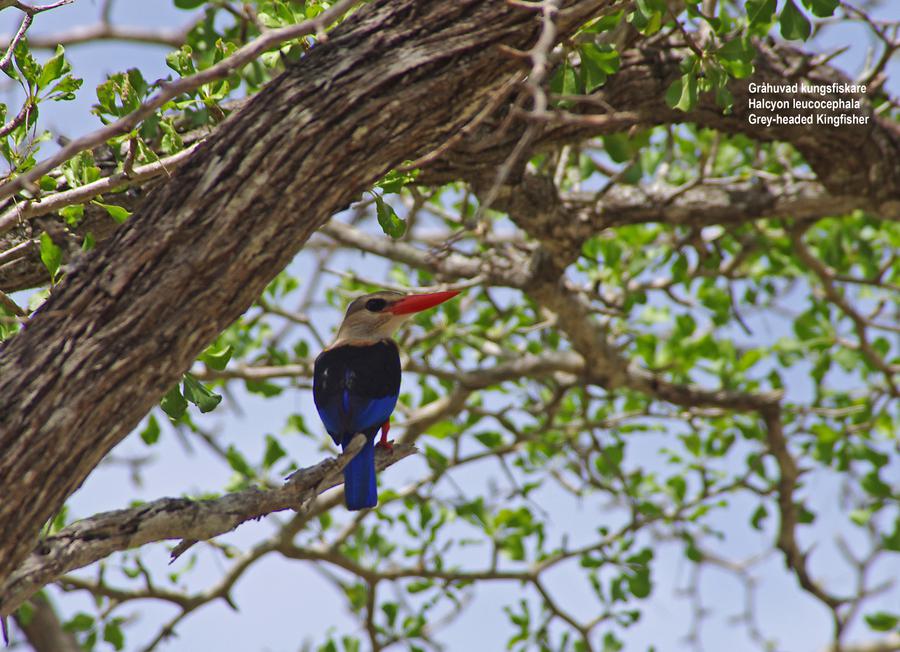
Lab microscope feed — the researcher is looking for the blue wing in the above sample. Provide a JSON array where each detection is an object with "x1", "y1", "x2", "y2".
[{"x1": 315, "y1": 391, "x2": 397, "y2": 441}]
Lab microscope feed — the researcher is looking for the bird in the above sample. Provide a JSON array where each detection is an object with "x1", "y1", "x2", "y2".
[{"x1": 313, "y1": 289, "x2": 460, "y2": 510}]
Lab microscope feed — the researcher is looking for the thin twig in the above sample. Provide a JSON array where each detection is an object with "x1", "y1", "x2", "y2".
[
  {"x1": 0, "y1": 142, "x2": 201, "y2": 235},
  {"x1": 0, "y1": 289, "x2": 25, "y2": 316}
]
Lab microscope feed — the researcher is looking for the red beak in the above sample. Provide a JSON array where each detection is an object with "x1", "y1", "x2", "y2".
[{"x1": 388, "y1": 290, "x2": 460, "y2": 315}]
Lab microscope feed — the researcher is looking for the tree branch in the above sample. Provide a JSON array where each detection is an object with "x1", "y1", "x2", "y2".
[
  {"x1": 11, "y1": 593, "x2": 80, "y2": 652},
  {"x1": 0, "y1": 438, "x2": 416, "y2": 616},
  {"x1": 790, "y1": 223, "x2": 899, "y2": 396},
  {"x1": 0, "y1": 142, "x2": 200, "y2": 234},
  {"x1": 489, "y1": 172, "x2": 878, "y2": 269},
  {"x1": 1, "y1": 19, "x2": 198, "y2": 50}
]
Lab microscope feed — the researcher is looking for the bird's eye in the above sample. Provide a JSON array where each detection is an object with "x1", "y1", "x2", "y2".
[{"x1": 365, "y1": 298, "x2": 387, "y2": 312}]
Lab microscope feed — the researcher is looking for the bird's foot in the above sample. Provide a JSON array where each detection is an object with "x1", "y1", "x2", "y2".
[{"x1": 376, "y1": 420, "x2": 394, "y2": 452}]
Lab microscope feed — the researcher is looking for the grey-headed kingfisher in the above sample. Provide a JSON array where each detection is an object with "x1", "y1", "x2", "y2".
[{"x1": 313, "y1": 290, "x2": 460, "y2": 510}]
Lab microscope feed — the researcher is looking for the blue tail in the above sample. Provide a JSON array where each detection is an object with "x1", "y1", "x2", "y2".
[{"x1": 342, "y1": 435, "x2": 377, "y2": 510}]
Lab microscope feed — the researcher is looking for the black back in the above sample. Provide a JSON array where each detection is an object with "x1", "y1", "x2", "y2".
[{"x1": 313, "y1": 340, "x2": 401, "y2": 442}]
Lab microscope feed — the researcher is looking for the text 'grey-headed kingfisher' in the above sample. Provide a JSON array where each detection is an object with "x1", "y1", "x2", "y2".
[{"x1": 313, "y1": 289, "x2": 460, "y2": 510}]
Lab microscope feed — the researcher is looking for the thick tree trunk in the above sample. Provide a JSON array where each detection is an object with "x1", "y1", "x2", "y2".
[{"x1": 0, "y1": 0, "x2": 608, "y2": 592}]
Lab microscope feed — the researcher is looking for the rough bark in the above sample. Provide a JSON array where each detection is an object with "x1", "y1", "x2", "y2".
[{"x1": 0, "y1": 0, "x2": 609, "y2": 592}]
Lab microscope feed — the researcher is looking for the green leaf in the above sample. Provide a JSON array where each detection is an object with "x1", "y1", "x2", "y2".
[
  {"x1": 666, "y1": 475, "x2": 687, "y2": 501},
  {"x1": 797, "y1": 504, "x2": 816, "y2": 524},
  {"x1": 580, "y1": 44, "x2": 620, "y2": 92},
  {"x1": 750, "y1": 504, "x2": 768, "y2": 530},
  {"x1": 861, "y1": 471, "x2": 891, "y2": 498},
  {"x1": 95, "y1": 77, "x2": 118, "y2": 116},
  {"x1": 682, "y1": 432, "x2": 702, "y2": 456},
  {"x1": 92, "y1": 200, "x2": 132, "y2": 223},
  {"x1": 779, "y1": 0, "x2": 811, "y2": 40},
  {"x1": 581, "y1": 11, "x2": 623, "y2": 34},
  {"x1": 165, "y1": 45, "x2": 196, "y2": 77},
  {"x1": 746, "y1": 0, "x2": 777, "y2": 29},
  {"x1": 226, "y1": 445, "x2": 255, "y2": 477},
  {"x1": 802, "y1": 0, "x2": 838, "y2": 17},
  {"x1": 59, "y1": 203, "x2": 84, "y2": 225},
  {"x1": 588, "y1": 45, "x2": 621, "y2": 75},
  {"x1": 550, "y1": 59, "x2": 582, "y2": 105},
  {"x1": 475, "y1": 431, "x2": 504, "y2": 449},
  {"x1": 173, "y1": 0, "x2": 206, "y2": 9},
  {"x1": 382, "y1": 602, "x2": 399, "y2": 627},
  {"x1": 628, "y1": 0, "x2": 665, "y2": 35},
  {"x1": 850, "y1": 508, "x2": 872, "y2": 526},
  {"x1": 374, "y1": 195, "x2": 406, "y2": 238},
  {"x1": 39, "y1": 175, "x2": 57, "y2": 191},
  {"x1": 246, "y1": 379, "x2": 283, "y2": 397},
  {"x1": 140, "y1": 415, "x2": 161, "y2": 445},
  {"x1": 864, "y1": 611, "x2": 898, "y2": 632},
  {"x1": 15, "y1": 601, "x2": 34, "y2": 626},
  {"x1": 48, "y1": 74, "x2": 82, "y2": 101},
  {"x1": 666, "y1": 77, "x2": 683, "y2": 109},
  {"x1": 14, "y1": 43, "x2": 41, "y2": 86},
  {"x1": 39, "y1": 232, "x2": 62, "y2": 281},
  {"x1": 407, "y1": 580, "x2": 434, "y2": 594},
  {"x1": 182, "y1": 373, "x2": 222, "y2": 413},
  {"x1": 64, "y1": 612, "x2": 94, "y2": 632},
  {"x1": 602, "y1": 632, "x2": 624, "y2": 652},
  {"x1": 39, "y1": 45, "x2": 68, "y2": 90},
  {"x1": 200, "y1": 343, "x2": 233, "y2": 371},
  {"x1": 103, "y1": 620, "x2": 125, "y2": 651},
  {"x1": 160, "y1": 385, "x2": 188, "y2": 420},
  {"x1": 666, "y1": 73, "x2": 698, "y2": 112},
  {"x1": 159, "y1": 118, "x2": 183, "y2": 155},
  {"x1": 717, "y1": 36, "x2": 755, "y2": 78},
  {"x1": 627, "y1": 571, "x2": 652, "y2": 598},
  {"x1": 263, "y1": 434, "x2": 287, "y2": 469},
  {"x1": 424, "y1": 445, "x2": 448, "y2": 473},
  {"x1": 715, "y1": 84, "x2": 735, "y2": 110},
  {"x1": 602, "y1": 133, "x2": 633, "y2": 163},
  {"x1": 672, "y1": 255, "x2": 688, "y2": 283},
  {"x1": 46, "y1": 505, "x2": 69, "y2": 534},
  {"x1": 580, "y1": 53, "x2": 607, "y2": 93},
  {"x1": 377, "y1": 169, "x2": 418, "y2": 195}
]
